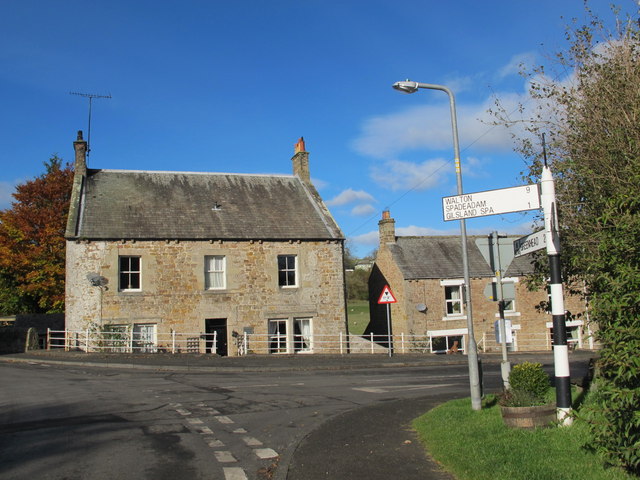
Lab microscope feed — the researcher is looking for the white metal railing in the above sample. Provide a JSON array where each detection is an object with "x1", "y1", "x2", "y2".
[
  {"x1": 47, "y1": 328, "x2": 219, "y2": 354},
  {"x1": 46, "y1": 329, "x2": 558, "y2": 356}
]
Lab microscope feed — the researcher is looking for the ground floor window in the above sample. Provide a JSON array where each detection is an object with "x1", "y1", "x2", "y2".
[
  {"x1": 431, "y1": 335, "x2": 463, "y2": 354},
  {"x1": 268, "y1": 319, "x2": 288, "y2": 353},
  {"x1": 268, "y1": 317, "x2": 314, "y2": 354},
  {"x1": 102, "y1": 324, "x2": 130, "y2": 352},
  {"x1": 427, "y1": 328, "x2": 467, "y2": 354},
  {"x1": 547, "y1": 321, "x2": 583, "y2": 349},
  {"x1": 294, "y1": 318, "x2": 312, "y2": 353},
  {"x1": 133, "y1": 323, "x2": 157, "y2": 353}
]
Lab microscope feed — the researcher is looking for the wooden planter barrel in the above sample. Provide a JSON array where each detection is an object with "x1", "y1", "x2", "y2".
[{"x1": 500, "y1": 404, "x2": 556, "y2": 429}]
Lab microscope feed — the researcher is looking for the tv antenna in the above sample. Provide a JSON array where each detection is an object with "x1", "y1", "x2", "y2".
[{"x1": 70, "y1": 91, "x2": 111, "y2": 156}]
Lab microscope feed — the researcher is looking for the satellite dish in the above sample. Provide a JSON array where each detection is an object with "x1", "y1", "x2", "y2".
[
  {"x1": 416, "y1": 303, "x2": 428, "y2": 312},
  {"x1": 86, "y1": 272, "x2": 108, "y2": 287}
]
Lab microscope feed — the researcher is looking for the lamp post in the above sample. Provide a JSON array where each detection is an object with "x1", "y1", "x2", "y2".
[{"x1": 392, "y1": 80, "x2": 482, "y2": 410}]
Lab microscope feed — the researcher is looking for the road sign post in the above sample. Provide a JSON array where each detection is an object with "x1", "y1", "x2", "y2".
[
  {"x1": 541, "y1": 165, "x2": 572, "y2": 425},
  {"x1": 378, "y1": 285, "x2": 397, "y2": 358}
]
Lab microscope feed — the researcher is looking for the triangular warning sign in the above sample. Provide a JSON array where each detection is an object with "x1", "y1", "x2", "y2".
[{"x1": 378, "y1": 285, "x2": 397, "y2": 304}]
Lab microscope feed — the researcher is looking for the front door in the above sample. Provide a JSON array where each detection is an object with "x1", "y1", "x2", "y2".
[{"x1": 205, "y1": 318, "x2": 228, "y2": 356}]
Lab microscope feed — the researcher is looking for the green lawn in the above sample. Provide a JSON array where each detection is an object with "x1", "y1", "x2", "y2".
[
  {"x1": 347, "y1": 300, "x2": 370, "y2": 335},
  {"x1": 413, "y1": 394, "x2": 633, "y2": 480}
]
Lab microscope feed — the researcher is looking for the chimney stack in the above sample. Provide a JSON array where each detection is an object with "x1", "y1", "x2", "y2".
[
  {"x1": 73, "y1": 130, "x2": 88, "y2": 177},
  {"x1": 378, "y1": 210, "x2": 396, "y2": 246},
  {"x1": 291, "y1": 137, "x2": 311, "y2": 184}
]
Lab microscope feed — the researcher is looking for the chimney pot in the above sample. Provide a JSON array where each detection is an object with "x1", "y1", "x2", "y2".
[
  {"x1": 291, "y1": 138, "x2": 310, "y2": 184},
  {"x1": 378, "y1": 210, "x2": 396, "y2": 246}
]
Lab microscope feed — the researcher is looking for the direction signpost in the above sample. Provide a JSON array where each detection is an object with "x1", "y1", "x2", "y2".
[
  {"x1": 514, "y1": 230, "x2": 547, "y2": 257},
  {"x1": 440, "y1": 170, "x2": 572, "y2": 424},
  {"x1": 442, "y1": 184, "x2": 540, "y2": 222},
  {"x1": 378, "y1": 285, "x2": 397, "y2": 358}
]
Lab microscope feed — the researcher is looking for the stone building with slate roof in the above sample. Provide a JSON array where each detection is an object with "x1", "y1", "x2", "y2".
[
  {"x1": 65, "y1": 133, "x2": 347, "y2": 355},
  {"x1": 367, "y1": 211, "x2": 593, "y2": 353}
]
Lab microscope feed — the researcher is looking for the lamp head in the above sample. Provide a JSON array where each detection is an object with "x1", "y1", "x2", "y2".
[{"x1": 392, "y1": 80, "x2": 419, "y2": 94}]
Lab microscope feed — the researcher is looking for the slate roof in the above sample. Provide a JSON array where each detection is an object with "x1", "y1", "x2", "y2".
[
  {"x1": 387, "y1": 235, "x2": 535, "y2": 280},
  {"x1": 68, "y1": 169, "x2": 343, "y2": 240}
]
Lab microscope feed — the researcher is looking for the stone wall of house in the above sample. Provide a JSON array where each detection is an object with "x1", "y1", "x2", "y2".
[
  {"x1": 369, "y1": 247, "x2": 594, "y2": 352},
  {"x1": 66, "y1": 239, "x2": 346, "y2": 355}
]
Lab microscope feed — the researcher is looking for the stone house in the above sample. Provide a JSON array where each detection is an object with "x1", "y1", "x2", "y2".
[
  {"x1": 65, "y1": 133, "x2": 347, "y2": 355},
  {"x1": 367, "y1": 211, "x2": 594, "y2": 353}
]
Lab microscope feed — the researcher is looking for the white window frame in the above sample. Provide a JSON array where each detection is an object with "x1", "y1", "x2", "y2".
[
  {"x1": 427, "y1": 327, "x2": 468, "y2": 354},
  {"x1": 277, "y1": 254, "x2": 298, "y2": 288},
  {"x1": 268, "y1": 319, "x2": 288, "y2": 354},
  {"x1": 294, "y1": 317, "x2": 313, "y2": 353},
  {"x1": 268, "y1": 317, "x2": 314, "y2": 354},
  {"x1": 204, "y1": 255, "x2": 226, "y2": 290},
  {"x1": 133, "y1": 323, "x2": 157, "y2": 353},
  {"x1": 119, "y1": 256, "x2": 141, "y2": 292},
  {"x1": 440, "y1": 279, "x2": 465, "y2": 320}
]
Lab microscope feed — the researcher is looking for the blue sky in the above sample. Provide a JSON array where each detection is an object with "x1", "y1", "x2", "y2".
[{"x1": 1, "y1": 1, "x2": 635, "y2": 256}]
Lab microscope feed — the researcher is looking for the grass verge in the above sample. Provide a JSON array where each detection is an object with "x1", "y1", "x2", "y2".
[
  {"x1": 347, "y1": 300, "x2": 369, "y2": 335},
  {"x1": 413, "y1": 395, "x2": 633, "y2": 480}
]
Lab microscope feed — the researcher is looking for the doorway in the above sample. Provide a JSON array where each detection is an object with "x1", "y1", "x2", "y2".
[{"x1": 205, "y1": 318, "x2": 228, "y2": 356}]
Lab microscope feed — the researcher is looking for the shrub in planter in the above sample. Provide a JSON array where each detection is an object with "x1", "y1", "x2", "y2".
[
  {"x1": 500, "y1": 362, "x2": 554, "y2": 429},
  {"x1": 504, "y1": 361, "x2": 550, "y2": 406}
]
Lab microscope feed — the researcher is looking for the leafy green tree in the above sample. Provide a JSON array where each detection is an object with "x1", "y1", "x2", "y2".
[
  {"x1": 492, "y1": 5, "x2": 640, "y2": 473},
  {"x1": 0, "y1": 156, "x2": 73, "y2": 314},
  {"x1": 346, "y1": 269, "x2": 369, "y2": 301}
]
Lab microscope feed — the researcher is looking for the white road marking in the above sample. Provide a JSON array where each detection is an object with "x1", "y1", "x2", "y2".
[
  {"x1": 254, "y1": 448, "x2": 278, "y2": 459},
  {"x1": 242, "y1": 436, "x2": 262, "y2": 446},
  {"x1": 199, "y1": 426, "x2": 214, "y2": 434},
  {"x1": 207, "y1": 439, "x2": 225, "y2": 447},
  {"x1": 353, "y1": 384, "x2": 456, "y2": 393},
  {"x1": 214, "y1": 451, "x2": 237, "y2": 463},
  {"x1": 187, "y1": 418, "x2": 203, "y2": 425},
  {"x1": 233, "y1": 428, "x2": 247, "y2": 434},
  {"x1": 223, "y1": 467, "x2": 248, "y2": 480},
  {"x1": 215, "y1": 415, "x2": 234, "y2": 424},
  {"x1": 175, "y1": 408, "x2": 191, "y2": 416}
]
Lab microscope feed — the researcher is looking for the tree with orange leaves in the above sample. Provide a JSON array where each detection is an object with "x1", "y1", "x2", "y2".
[{"x1": 0, "y1": 156, "x2": 73, "y2": 314}]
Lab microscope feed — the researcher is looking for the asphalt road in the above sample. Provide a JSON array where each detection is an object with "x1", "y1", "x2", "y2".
[
  {"x1": 0, "y1": 360, "x2": 490, "y2": 479},
  {"x1": 0, "y1": 353, "x2": 594, "y2": 480}
]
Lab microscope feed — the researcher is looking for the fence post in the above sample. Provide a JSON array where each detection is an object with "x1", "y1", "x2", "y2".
[
  {"x1": 65, "y1": 329, "x2": 69, "y2": 351},
  {"x1": 213, "y1": 331, "x2": 217, "y2": 355},
  {"x1": 339, "y1": 332, "x2": 343, "y2": 355},
  {"x1": 172, "y1": 330, "x2": 176, "y2": 354},
  {"x1": 370, "y1": 333, "x2": 374, "y2": 354},
  {"x1": 243, "y1": 331, "x2": 247, "y2": 356},
  {"x1": 401, "y1": 333, "x2": 405, "y2": 354},
  {"x1": 85, "y1": 329, "x2": 89, "y2": 353}
]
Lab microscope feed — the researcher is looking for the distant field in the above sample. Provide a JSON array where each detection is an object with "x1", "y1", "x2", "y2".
[{"x1": 347, "y1": 300, "x2": 370, "y2": 335}]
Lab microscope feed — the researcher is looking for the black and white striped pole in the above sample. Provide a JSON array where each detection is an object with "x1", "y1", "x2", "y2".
[{"x1": 540, "y1": 146, "x2": 572, "y2": 425}]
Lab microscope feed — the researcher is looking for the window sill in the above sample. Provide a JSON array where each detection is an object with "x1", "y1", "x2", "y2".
[
  {"x1": 442, "y1": 315, "x2": 467, "y2": 321},
  {"x1": 494, "y1": 312, "x2": 521, "y2": 317}
]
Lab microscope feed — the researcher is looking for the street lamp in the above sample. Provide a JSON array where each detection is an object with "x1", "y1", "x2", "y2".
[{"x1": 392, "y1": 79, "x2": 482, "y2": 411}]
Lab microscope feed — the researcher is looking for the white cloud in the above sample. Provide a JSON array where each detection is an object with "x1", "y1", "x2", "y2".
[
  {"x1": 351, "y1": 203, "x2": 376, "y2": 216},
  {"x1": 311, "y1": 177, "x2": 328, "y2": 190},
  {"x1": 352, "y1": 99, "x2": 514, "y2": 160},
  {"x1": 326, "y1": 188, "x2": 375, "y2": 207},
  {"x1": 397, "y1": 225, "x2": 458, "y2": 236},
  {"x1": 350, "y1": 230, "x2": 379, "y2": 246},
  {"x1": 498, "y1": 52, "x2": 536, "y2": 79},
  {"x1": 370, "y1": 158, "x2": 449, "y2": 191}
]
